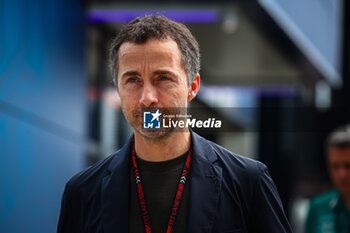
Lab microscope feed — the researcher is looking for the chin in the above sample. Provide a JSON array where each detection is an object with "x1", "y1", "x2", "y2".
[{"x1": 136, "y1": 128, "x2": 173, "y2": 141}]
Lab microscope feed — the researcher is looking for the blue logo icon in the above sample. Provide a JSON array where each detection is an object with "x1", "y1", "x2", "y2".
[{"x1": 143, "y1": 110, "x2": 161, "y2": 129}]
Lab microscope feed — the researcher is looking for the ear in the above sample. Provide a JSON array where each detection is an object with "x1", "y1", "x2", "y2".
[{"x1": 187, "y1": 74, "x2": 200, "y2": 103}]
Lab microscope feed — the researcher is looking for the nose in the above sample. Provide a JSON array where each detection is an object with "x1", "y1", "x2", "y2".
[
  {"x1": 139, "y1": 84, "x2": 158, "y2": 107},
  {"x1": 338, "y1": 167, "x2": 348, "y2": 178}
]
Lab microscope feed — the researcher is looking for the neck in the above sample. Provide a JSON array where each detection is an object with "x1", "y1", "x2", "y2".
[{"x1": 134, "y1": 130, "x2": 191, "y2": 162}]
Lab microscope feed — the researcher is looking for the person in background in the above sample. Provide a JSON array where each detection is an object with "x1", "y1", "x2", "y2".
[{"x1": 306, "y1": 124, "x2": 350, "y2": 233}]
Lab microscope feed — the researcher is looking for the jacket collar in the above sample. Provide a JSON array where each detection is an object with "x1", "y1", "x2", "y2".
[
  {"x1": 101, "y1": 131, "x2": 223, "y2": 233},
  {"x1": 187, "y1": 130, "x2": 223, "y2": 233},
  {"x1": 101, "y1": 136, "x2": 133, "y2": 233},
  {"x1": 329, "y1": 189, "x2": 347, "y2": 212}
]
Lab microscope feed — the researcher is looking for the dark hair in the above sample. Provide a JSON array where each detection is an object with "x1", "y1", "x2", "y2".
[
  {"x1": 327, "y1": 124, "x2": 350, "y2": 148},
  {"x1": 109, "y1": 15, "x2": 200, "y2": 86}
]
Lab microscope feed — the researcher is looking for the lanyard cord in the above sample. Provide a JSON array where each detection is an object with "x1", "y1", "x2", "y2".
[{"x1": 131, "y1": 143, "x2": 192, "y2": 233}]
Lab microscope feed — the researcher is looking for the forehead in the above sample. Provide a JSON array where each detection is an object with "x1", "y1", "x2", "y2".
[
  {"x1": 118, "y1": 38, "x2": 182, "y2": 67},
  {"x1": 328, "y1": 146, "x2": 350, "y2": 161}
]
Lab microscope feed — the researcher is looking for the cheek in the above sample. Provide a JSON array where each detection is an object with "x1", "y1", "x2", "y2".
[
  {"x1": 120, "y1": 90, "x2": 138, "y2": 104},
  {"x1": 120, "y1": 96, "x2": 136, "y2": 115},
  {"x1": 164, "y1": 91, "x2": 188, "y2": 106},
  {"x1": 174, "y1": 88, "x2": 189, "y2": 99},
  {"x1": 330, "y1": 167, "x2": 340, "y2": 179}
]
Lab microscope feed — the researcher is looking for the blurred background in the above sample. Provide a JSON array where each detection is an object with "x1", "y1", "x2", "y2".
[{"x1": 0, "y1": 0, "x2": 349, "y2": 232}]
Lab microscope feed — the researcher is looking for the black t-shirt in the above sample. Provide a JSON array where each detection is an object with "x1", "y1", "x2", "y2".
[{"x1": 129, "y1": 151, "x2": 190, "y2": 233}]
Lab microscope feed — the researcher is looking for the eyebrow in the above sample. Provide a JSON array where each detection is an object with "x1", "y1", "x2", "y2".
[
  {"x1": 153, "y1": 70, "x2": 178, "y2": 78},
  {"x1": 121, "y1": 71, "x2": 141, "y2": 80},
  {"x1": 121, "y1": 70, "x2": 178, "y2": 79}
]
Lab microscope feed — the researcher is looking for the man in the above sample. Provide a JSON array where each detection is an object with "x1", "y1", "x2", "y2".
[
  {"x1": 305, "y1": 125, "x2": 350, "y2": 233},
  {"x1": 57, "y1": 15, "x2": 292, "y2": 233}
]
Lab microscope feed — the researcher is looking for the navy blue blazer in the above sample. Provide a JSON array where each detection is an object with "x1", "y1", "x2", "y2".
[{"x1": 57, "y1": 131, "x2": 293, "y2": 233}]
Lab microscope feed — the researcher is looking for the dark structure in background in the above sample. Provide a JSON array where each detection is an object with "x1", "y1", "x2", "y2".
[{"x1": 257, "y1": 0, "x2": 350, "y2": 213}]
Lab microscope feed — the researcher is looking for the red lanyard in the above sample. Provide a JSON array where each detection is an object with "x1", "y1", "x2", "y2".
[{"x1": 131, "y1": 143, "x2": 192, "y2": 233}]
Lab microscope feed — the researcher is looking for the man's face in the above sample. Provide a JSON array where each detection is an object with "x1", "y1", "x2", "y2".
[
  {"x1": 328, "y1": 146, "x2": 350, "y2": 196},
  {"x1": 117, "y1": 38, "x2": 196, "y2": 140}
]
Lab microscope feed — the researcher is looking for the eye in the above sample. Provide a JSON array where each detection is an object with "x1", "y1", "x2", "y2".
[
  {"x1": 159, "y1": 76, "x2": 169, "y2": 81},
  {"x1": 127, "y1": 77, "x2": 139, "y2": 83}
]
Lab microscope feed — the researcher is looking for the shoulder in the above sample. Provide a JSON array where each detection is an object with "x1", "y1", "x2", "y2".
[
  {"x1": 206, "y1": 138, "x2": 266, "y2": 176},
  {"x1": 309, "y1": 189, "x2": 340, "y2": 210},
  {"x1": 65, "y1": 136, "x2": 132, "y2": 190},
  {"x1": 63, "y1": 148, "x2": 124, "y2": 199},
  {"x1": 306, "y1": 189, "x2": 340, "y2": 232},
  {"x1": 191, "y1": 132, "x2": 268, "y2": 196},
  {"x1": 199, "y1": 135, "x2": 285, "y2": 222},
  {"x1": 66, "y1": 153, "x2": 115, "y2": 188},
  {"x1": 192, "y1": 131, "x2": 263, "y2": 171}
]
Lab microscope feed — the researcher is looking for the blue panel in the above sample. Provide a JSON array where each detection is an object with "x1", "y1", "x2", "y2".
[
  {"x1": 0, "y1": 114, "x2": 84, "y2": 232},
  {"x1": 0, "y1": 0, "x2": 86, "y2": 232},
  {"x1": 0, "y1": 0, "x2": 86, "y2": 135}
]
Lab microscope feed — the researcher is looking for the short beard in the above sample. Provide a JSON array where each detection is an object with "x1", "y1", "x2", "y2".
[
  {"x1": 124, "y1": 106, "x2": 187, "y2": 142},
  {"x1": 135, "y1": 127, "x2": 173, "y2": 143}
]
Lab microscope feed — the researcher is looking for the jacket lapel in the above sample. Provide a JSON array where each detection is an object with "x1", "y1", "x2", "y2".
[
  {"x1": 187, "y1": 132, "x2": 223, "y2": 233},
  {"x1": 101, "y1": 136, "x2": 133, "y2": 233}
]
